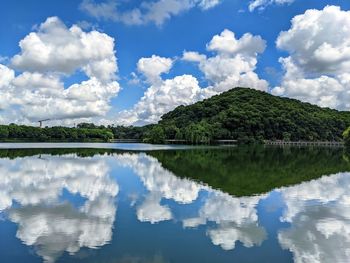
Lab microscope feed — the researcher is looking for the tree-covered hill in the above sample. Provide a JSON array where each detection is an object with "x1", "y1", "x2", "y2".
[{"x1": 155, "y1": 88, "x2": 350, "y2": 143}]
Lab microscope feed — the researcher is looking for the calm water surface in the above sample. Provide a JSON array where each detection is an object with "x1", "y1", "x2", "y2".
[{"x1": 0, "y1": 144, "x2": 349, "y2": 263}]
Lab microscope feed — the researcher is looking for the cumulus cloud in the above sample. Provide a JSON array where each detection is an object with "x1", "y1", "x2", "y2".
[
  {"x1": 0, "y1": 65, "x2": 15, "y2": 110},
  {"x1": 137, "y1": 55, "x2": 173, "y2": 84},
  {"x1": 12, "y1": 17, "x2": 117, "y2": 79},
  {"x1": 80, "y1": 0, "x2": 223, "y2": 26},
  {"x1": 119, "y1": 29, "x2": 268, "y2": 125},
  {"x1": 182, "y1": 51, "x2": 206, "y2": 63},
  {"x1": 206, "y1": 29, "x2": 266, "y2": 56},
  {"x1": 118, "y1": 74, "x2": 201, "y2": 125},
  {"x1": 248, "y1": 0, "x2": 295, "y2": 12},
  {"x1": 0, "y1": 64, "x2": 15, "y2": 88},
  {"x1": 272, "y1": 6, "x2": 350, "y2": 110},
  {"x1": 276, "y1": 6, "x2": 350, "y2": 75},
  {"x1": 0, "y1": 17, "x2": 120, "y2": 124},
  {"x1": 188, "y1": 29, "x2": 268, "y2": 95}
]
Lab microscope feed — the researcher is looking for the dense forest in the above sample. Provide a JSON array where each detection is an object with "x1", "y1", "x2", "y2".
[
  {"x1": 0, "y1": 122, "x2": 157, "y2": 142},
  {"x1": 148, "y1": 88, "x2": 350, "y2": 144},
  {"x1": 0, "y1": 123, "x2": 114, "y2": 142},
  {"x1": 0, "y1": 88, "x2": 350, "y2": 144}
]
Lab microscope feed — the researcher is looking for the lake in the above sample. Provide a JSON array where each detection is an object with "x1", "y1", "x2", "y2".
[{"x1": 0, "y1": 143, "x2": 349, "y2": 263}]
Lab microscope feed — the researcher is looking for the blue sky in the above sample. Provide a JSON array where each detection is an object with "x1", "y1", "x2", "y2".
[{"x1": 0, "y1": 0, "x2": 350, "y2": 125}]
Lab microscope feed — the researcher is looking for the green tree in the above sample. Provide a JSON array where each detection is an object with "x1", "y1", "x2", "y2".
[
  {"x1": 184, "y1": 121, "x2": 213, "y2": 144},
  {"x1": 146, "y1": 126, "x2": 166, "y2": 144},
  {"x1": 0, "y1": 126, "x2": 9, "y2": 139},
  {"x1": 283, "y1": 132, "x2": 291, "y2": 141}
]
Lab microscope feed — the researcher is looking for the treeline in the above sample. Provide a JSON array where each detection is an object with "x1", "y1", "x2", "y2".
[
  {"x1": 0, "y1": 123, "x2": 114, "y2": 142},
  {"x1": 110, "y1": 125, "x2": 154, "y2": 140},
  {"x1": 146, "y1": 88, "x2": 350, "y2": 144}
]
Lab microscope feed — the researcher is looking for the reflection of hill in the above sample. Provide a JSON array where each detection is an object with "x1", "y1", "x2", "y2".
[
  {"x1": 149, "y1": 146, "x2": 350, "y2": 196},
  {"x1": 1, "y1": 146, "x2": 349, "y2": 198},
  {"x1": 113, "y1": 153, "x2": 267, "y2": 251}
]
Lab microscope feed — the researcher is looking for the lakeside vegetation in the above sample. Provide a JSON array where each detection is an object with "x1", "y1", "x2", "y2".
[
  {"x1": 0, "y1": 88, "x2": 350, "y2": 144},
  {"x1": 0, "y1": 123, "x2": 114, "y2": 142}
]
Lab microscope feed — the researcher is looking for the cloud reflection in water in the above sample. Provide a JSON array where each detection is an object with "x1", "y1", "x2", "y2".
[
  {"x1": 0, "y1": 154, "x2": 118, "y2": 262},
  {"x1": 0, "y1": 151, "x2": 350, "y2": 263}
]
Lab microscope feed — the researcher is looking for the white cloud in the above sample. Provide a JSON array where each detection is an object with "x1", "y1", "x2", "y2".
[
  {"x1": 182, "y1": 51, "x2": 206, "y2": 63},
  {"x1": 198, "y1": 0, "x2": 221, "y2": 10},
  {"x1": 119, "y1": 29, "x2": 268, "y2": 125},
  {"x1": 271, "y1": 6, "x2": 350, "y2": 110},
  {"x1": 137, "y1": 55, "x2": 173, "y2": 84},
  {"x1": 12, "y1": 17, "x2": 117, "y2": 80},
  {"x1": 206, "y1": 29, "x2": 266, "y2": 56},
  {"x1": 0, "y1": 65, "x2": 15, "y2": 110},
  {"x1": 249, "y1": 0, "x2": 295, "y2": 12},
  {"x1": 0, "y1": 64, "x2": 15, "y2": 88},
  {"x1": 276, "y1": 6, "x2": 350, "y2": 75},
  {"x1": 184, "y1": 29, "x2": 268, "y2": 95},
  {"x1": 80, "y1": 0, "x2": 223, "y2": 26},
  {"x1": 79, "y1": 0, "x2": 119, "y2": 21},
  {"x1": 118, "y1": 74, "x2": 201, "y2": 125},
  {"x1": 0, "y1": 17, "x2": 120, "y2": 124}
]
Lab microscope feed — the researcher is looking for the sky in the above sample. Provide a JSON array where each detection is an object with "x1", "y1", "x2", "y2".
[{"x1": 0, "y1": 0, "x2": 350, "y2": 126}]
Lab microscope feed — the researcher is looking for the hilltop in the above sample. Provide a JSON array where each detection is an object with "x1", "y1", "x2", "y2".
[{"x1": 148, "y1": 88, "x2": 350, "y2": 143}]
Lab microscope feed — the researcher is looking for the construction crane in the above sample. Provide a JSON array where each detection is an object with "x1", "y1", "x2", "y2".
[{"x1": 38, "y1": 119, "x2": 50, "y2": 128}]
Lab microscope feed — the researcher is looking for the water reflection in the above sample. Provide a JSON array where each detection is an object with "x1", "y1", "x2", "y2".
[
  {"x1": 0, "y1": 147, "x2": 349, "y2": 263},
  {"x1": 114, "y1": 153, "x2": 267, "y2": 250},
  {"x1": 277, "y1": 172, "x2": 350, "y2": 263},
  {"x1": 183, "y1": 192, "x2": 266, "y2": 250},
  {"x1": 0, "y1": 154, "x2": 118, "y2": 262}
]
